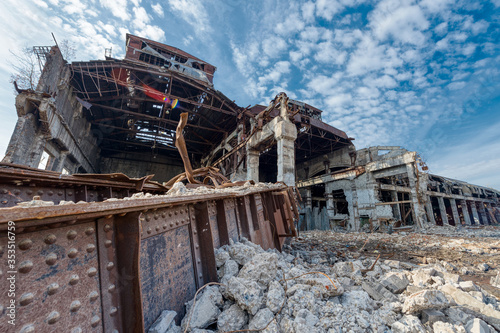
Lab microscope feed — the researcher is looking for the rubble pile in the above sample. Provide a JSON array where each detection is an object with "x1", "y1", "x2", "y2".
[{"x1": 151, "y1": 228, "x2": 500, "y2": 333}]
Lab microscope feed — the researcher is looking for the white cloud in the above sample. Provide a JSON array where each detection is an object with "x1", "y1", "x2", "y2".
[
  {"x1": 262, "y1": 36, "x2": 287, "y2": 58},
  {"x1": 274, "y1": 11, "x2": 305, "y2": 36},
  {"x1": 168, "y1": 0, "x2": 211, "y2": 35},
  {"x1": 151, "y1": 3, "x2": 164, "y2": 18},
  {"x1": 301, "y1": 1, "x2": 315, "y2": 22},
  {"x1": 100, "y1": 0, "x2": 130, "y2": 21},
  {"x1": 314, "y1": 41, "x2": 347, "y2": 65},
  {"x1": 371, "y1": 4, "x2": 430, "y2": 46},
  {"x1": 316, "y1": 0, "x2": 344, "y2": 21}
]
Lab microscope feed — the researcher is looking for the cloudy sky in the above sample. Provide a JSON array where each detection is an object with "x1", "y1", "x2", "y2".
[{"x1": 0, "y1": 0, "x2": 499, "y2": 188}]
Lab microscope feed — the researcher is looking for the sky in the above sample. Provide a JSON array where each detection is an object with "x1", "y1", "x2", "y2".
[{"x1": 0, "y1": 0, "x2": 499, "y2": 189}]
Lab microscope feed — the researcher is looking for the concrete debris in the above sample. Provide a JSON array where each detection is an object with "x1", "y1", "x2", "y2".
[
  {"x1": 174, "y1": 228, "x2": 500, "y2": 333},
  {"x1": 181, "y1": 285, "x2": 223, "y2": 332},
  {"x1": 491, "y1": 272, "x2": 500, "y2": 289},
  {"x1": 149, "y1": 310, "x2": 177, "y2": 333}
]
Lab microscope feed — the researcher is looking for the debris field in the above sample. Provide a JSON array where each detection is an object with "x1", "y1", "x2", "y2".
[{"x1": 150, "y1": 226, "x2": 500, "y2": 333}]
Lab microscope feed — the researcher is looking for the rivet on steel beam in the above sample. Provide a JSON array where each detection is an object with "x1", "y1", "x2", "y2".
[
  {"x1": 19, "y1": 293, "x2": 34, "y2": 306},
  {"x1": 110, "y1": 307, "x2": 118, "y2": 317},
  {"x1": 45, "y1": 253, "x2": 57, "y2": 266},
  {"x1": 104, "y1": 224, "x2": 112, "y2": 232},
  {"x1": 193, "y1": 230, "x2": 197, "y2": 234},
  {"x1": 163, "y1": 224, "x2": 167, "y2": 229},
  {"x1": 175, "y1": 211, "x2": 178, "y2": 215},
  {"x1": 107, "y1": 262, "x2": 115, "y2": 270},
  {"x1": 85, "y1": 227, "x2": 95, "y2": 236},
  {"x1": 48, "y1": 191, "x2": 54, "y2": 196},
  {"x1": 68, "y1": 192, "x2": 73, "y2": 196},
  {"x1": 19, "y1": 324, "x2": 35, "y2": 333},
  {"x1": 145, "y1": 215, "x2": 151, "y2": 222},
  {"x1": 91, "y1": 315, "x2": 101, "y2": 328},
  {"x1": 170, "y1": 222, "x2": 174, "y2": 227},
  {"x1": 70, "y1": 300, "x2": 82, "y2": 312},
  {"x1": 176, "y1": 221, "x2": 179, "y2": 226},
  {"x1": 104, "y1": 240, "x2": 112, "y2": 248},
  {"x1": 154, "y1": 214, "x2": 159, "y2": 220},
  {"x1": 169, "y1": 212, "x2": 172, "y2": 217},
  {"x1": 105, "y1": 215, "x2": 113, "y2": 219},
  {"x1": 68, "y1": 248, "x2": 78, "y2": 258},
  {"x1": 86, "y1": 244, "x2": 96, "y2": 253},
  {"x1": 47, "y1": 283, "x2": 59, "y2": 295},
  {"x1": 37, "y1": 190, "x2": 44, "y2": 195},
  {"x1": 199, "y1": 273, "x2": 203, "y2": 278},
  {"x1": 19, "y1": 239, "x2": 33, "y2": 251},
  {"x1": 13, "y1": 189, "x2": 20, "y2": 195},
  {"x1": 87, "y1": 267, "x2": 98, "y2": 277},
  {"x1": 71, "y1": 327, "x2": 82, "y2": 333},
  {"x1": 162, "y1": 212, "x2": 166, "y2": 218},
  {"x1": 147, "y1": 227, "x2": 152, "y2": 234},
  {"x1": 119, "y1": 212, "x2": 127, "y2": 217},
  {"x1": 108, "y1": 284, "x2": 116, "y2": 293},
  {"x1": 89, "y1": 291, "x2": 99, "y2": 302},
  {"x1": 47, "y1": 311, "x2": 60, "y2": 324},
  {"x1": 19, "y1": 260, "x2": 33, "y2": 274},
  {"x1": 45, "y1": 234, "x2": 57, "y2": 244},
  {"x1": 26, "y1": 189, "x2": 33, "y2": 195},
  {"x1": 67, "y1": 220, "x2": 77, "y2": 225},
  {"x1": 58, "y1": 191, "x2": 63, "y2": 196},
  {"x1": 156, "y1": 226, "x2": 160, "y2": 232},
  {"x1": 69, "y1": 274, "x2": 80, "y2": 285},
  {"x1": 197, "y1": 259, "x2": 201, "y2": 264},
  {"x1": 195, "y1": 244, "x2": 199, "y2": 249}
]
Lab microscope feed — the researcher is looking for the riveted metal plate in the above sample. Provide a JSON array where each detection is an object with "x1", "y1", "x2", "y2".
[
  {"x1": 208, "y1": 201, "x2": 220, "y2": 248},
  {"x1": 0, "y1": 222, "x2": 102, "y2": 333},
  {"x1": 140, "y1": 224, "x2": 196, "y2": 330},
  {"x1": 0, "y1": 185, "x2": 77, "y2": 207},
  {"x1": 223, "y1": 198, "x2": 239, "y2": 242},
  {"x1": 189, "y1": 205, "x2": 204, "y2": 288},
  {"x1": 96, "y1": 216, "x2": 122, "y2": 333},
  {"x1": 139, "y1": 205, "x2": 191, "y2": 239}
]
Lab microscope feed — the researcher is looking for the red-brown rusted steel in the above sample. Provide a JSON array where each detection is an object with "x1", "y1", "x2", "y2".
[{"x1": 0, "y1": 177, "x2": 293, "y2": 332}]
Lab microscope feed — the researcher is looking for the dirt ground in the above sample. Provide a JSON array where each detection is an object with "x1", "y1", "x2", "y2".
[{"x1": 288, "y1": 225, "x2": 500, "y2": 299}]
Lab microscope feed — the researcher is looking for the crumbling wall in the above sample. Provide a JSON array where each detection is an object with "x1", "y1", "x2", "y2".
[
  {"x1": 2, "y1": 46, "x2": 100, "y2": 173},
  {"x1": 296, "y1": 145, "x2": 355, "y2": 180}
]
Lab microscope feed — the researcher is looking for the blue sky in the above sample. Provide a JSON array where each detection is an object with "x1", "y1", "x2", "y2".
[{"x1": 0, "y1": 0, "x2": 499, "y2": 189}]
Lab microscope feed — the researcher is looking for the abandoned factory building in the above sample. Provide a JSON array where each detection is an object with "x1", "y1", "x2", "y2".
[{"x1": 3, "y1": 34, "x2": 500, "y2": 230}]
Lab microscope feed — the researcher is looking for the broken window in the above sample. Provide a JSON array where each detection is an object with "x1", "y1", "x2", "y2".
[{"x1": 38, "y1": 150, "x2": 53, "y2": 170}]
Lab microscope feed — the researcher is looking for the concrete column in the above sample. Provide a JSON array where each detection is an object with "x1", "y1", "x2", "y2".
[
  {"x1": 405, "y1": 163, "x2": 426, "y2": 228},
  {"x1": 449, "y1": 198, "x2": 460, "y2": 226},
  {"x1": 460, "y1": 200, "x2": 471, "y2": 225},
  {"x1": 326, "y1": 193, "x2": 335, "y2": 219},
  {"x1": 477, "y1": 202, "x2": 488, "y2": 225},
  {"x1": 437, "y1": 196, "x2": 449, "y2": 225},
  {"x1": 486, "y1": 203, "x2": 498, "y2": 224},
  {"x1": 246, "y1": 148, "x2": 259, "y2": 182},
  {"x1": 275, "y1": 119, "x2": 297, "y2": 186},
  {"x1": 470, "y1": 201, "x2": 480, "y2": 225},
  {"x1": 425, "y1": 196, "x2": 436, "y2": 225},
  {"x1": 304, "y1": 187, "x2": 312, "y2": 230},
  {"x1": 391, "y1": 191, "x2": 402, "y2": 221}
]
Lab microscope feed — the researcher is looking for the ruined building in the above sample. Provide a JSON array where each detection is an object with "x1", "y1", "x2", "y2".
[
  {"x1": 1, "y1": 34, "x2": 500, "y2": 333},
  {"x1": 2, "y1": 34, "x2": 500, "y2": 228}
]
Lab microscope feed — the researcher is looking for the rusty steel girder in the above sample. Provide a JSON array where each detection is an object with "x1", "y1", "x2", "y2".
[{"x1": 0, "y1": 182, "x2": 298, "y2": 332}]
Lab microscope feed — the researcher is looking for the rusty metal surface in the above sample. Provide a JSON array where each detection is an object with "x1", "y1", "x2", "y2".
[
  {"x1": 0, "y1": 222, "x2": 102, "y2": 333},
  {"x1": 0, "y1": 183, "x2": 295, "y2": 332}
]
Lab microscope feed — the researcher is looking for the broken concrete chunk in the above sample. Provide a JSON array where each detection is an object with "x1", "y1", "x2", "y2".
[
  {"x1": 478, "y1": 263, "x2": 490, "y2": 272},
  {"x1": 226, "y1": 276, "x2": 264, "y2": 315},
  {"x1": 295, "y1": 308, "x2": 319, "y2": 327},
  {"x1": 222, "y1": 259, "x2": 239, "y2": 279},
  {"x1": 411, "y1": 268, "x2": 436, "y2": 287},
  {"x1": 391, "y1": 315, "x2": 426, "y2": 333},
  {"x1": 441, "y1": 284, "x2": 500, "y2": 320},
  {"x1": 248, "y1": 308, "x2": 278, "y2": 333},
  {"x1": 181, "y1": 286, "x2": 222, "y2": 332},
  {"x1": 149, "y1": 310, "x2": 177, "y2": 333},
  {"x1": 381, "y1": 274, "x2": 409, "y2": 294},
  {"x1": 490, "y1": 271, "x2": 500, "y2": 288},
  {"x1": 216, "y1": 304, "x2": 248, "y2": 333},
  {"x1": 228, "y1": 242, "x2": 257, "y2": 265},
  {"x1": 266, "y1": 280, "x2": 285, "y2": 313},
  {"x1": 294, "y1": 272, "x2": 344, "y2": 297},
  {"x1": 465, "y1": 318, "x2": 495, "y2": 333},
  {"x1": 340, "y1": 290, "x2": 375, "y2": 311},
  {"x1": 444, "y1": 307, "x2": 474, "y2": 325},
  {"x1": 432, "y1": 321, "x2": 466, "y2": 333},
  {"x1": 459, "y1": 280, "x2": 479, "y2": 292},
  {"x1": 238, "y1": 252, "x2": 278, "y2": 285},
  {"x1": 420, "y1": 309, "x2": 445, "y2": 325},
  {"x1": 215, "y1": 249, "x2": 230, "y2": 268},
  {"x1": 402, "y1": 290, "x2": 449, "y2": 314},
  {"x1": 362, "y1": 281, "x2": 398, "y2": 302}
]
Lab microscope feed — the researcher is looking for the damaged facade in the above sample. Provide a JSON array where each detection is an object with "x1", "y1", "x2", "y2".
[
  {"x1": 297, "y1": 146, "x2": 500, "y2": 231},
  {"x1": 1, "y1": 35, "x2": 500, "y2": 332}
]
